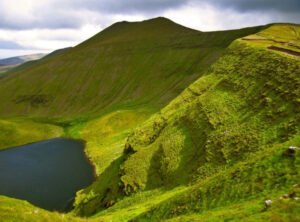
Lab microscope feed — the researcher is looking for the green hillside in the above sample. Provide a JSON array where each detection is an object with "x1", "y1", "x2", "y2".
[
  {"x1": 73, "y1": 23, "x2": 300, "y2": 220},
  {"x1": 0, "y1": 118, "x2": 63, "y2": 150},
  {"x1": 0, "y1": 19, "x2": 299, "y2": 222},
  {"x1": 0, "y1": 17, "x2": 264, "y2": 120}
]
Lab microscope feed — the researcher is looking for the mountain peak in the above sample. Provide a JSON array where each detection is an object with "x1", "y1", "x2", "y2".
[
  {"x1": 116, "y1": 17, "x2": 174, "y2": 25},
  {"x1": 85, "y1": 17, "x2": 198, "y2": 44},
  {"x1": 106, "y1": 16, "x2": 181, "y2": 32},
  {"x1": 141, "y1": 16, "x2": 173, "y2": 23}
]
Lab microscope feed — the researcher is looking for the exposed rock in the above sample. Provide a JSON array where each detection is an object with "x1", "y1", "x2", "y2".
[
  {"x1": 283, "y1": 146, "x2": 299, "y2": 156},
  {"x1": 282, "y1": 194, "x2": 290, "y2": 199},
  {"x1": 123, "y1": 143, "x2": 136, "y2": 155},
  {"x1": 264, "y1": 199, "x2": 272, "y2": 208}
]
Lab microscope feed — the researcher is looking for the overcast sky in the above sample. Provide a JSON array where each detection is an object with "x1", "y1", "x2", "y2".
[{"x1": 0, "y1": 0, "x2": 299, "y2": 58}]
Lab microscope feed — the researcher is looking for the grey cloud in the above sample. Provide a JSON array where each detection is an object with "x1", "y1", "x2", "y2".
[
  {"x1": 0, "y1": 3, "x2": 84, "y2": 30},
  {"x1": 0, "y1": 0, "x2": 186, "y2": 30},
  {"x1": 0, "y1": 17, "x2": 82, "y2": 30},
  {"x1": 208, "y1": 0, "x2": 300, "y2": 13},
  {"x1": 0, "y1": 0, "x2": 299, "y2": 31},
  {"x1": 67, "y1": 0, "x2": 300, "y2": 15},
  {"x1": 68, "y1": 0, "x2": 188, "y2": 13},
  {"x1": 204, "y1": 0, "x2": 300, "y2": 26}
]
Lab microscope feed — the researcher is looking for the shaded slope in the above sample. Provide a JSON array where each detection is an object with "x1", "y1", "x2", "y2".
[{"x1": 0, "y1": 18, "x2": 264, "y2": 119}]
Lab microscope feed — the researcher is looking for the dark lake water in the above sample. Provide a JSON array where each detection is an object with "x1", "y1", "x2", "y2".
[{"x1": 0, "y1": 138, "x2": 94, "y2": 211}]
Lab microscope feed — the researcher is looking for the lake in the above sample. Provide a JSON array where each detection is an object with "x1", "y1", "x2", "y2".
[{"x1": 0, "y1": 138, "x2": 94, "y2": 211}]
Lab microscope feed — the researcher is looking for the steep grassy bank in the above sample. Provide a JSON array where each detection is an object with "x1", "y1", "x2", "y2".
[
  {"x1": 93, "y1": 136, "x2": 299, "y2": 221},
  {"x1": 73, "y1": 24, "x2": 300, "y2": 220},
  {"x1": 120, "y1": 39, "x2": 300, "y2": 194}
]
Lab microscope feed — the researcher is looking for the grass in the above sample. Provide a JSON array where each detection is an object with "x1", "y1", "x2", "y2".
[
  {"x1": 0, "y1": 118, "x2": 63, "y2": 150},
  {"x1": 131, "y1": 135, "x2": 300, "y2": 221},
  {"x1": 117, "y1": 39, "x2": 300, "y2": 197},
  {"x1": 163, "y1": 197, "x2": 300, "y2": 222},
  {"x1": 78, "y1": 109, "x2": 151, "y2": 175},
  {"x1": 241, "y1": 23, "x2": 300, "y2": 57},
  {"x1": 72, "y1": 23, "x2": 300, "y2": 220},
  {"x1": 0, "y1": 195, "x2": 90, "y2": 222}
]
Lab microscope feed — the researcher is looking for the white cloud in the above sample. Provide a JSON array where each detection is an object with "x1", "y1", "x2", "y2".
[
  {"x1": 0, "y1": 0, "x2": 299, "y2": 58},
  {"x1": 0, "y1": 24, "x2": 102, "y2": 50},
  {"x1": 0, "y1": 49, "x2": 49, "y2": 59},
  {"x1": 163, "y1": 2, "x2": 282, "y2": 31}
]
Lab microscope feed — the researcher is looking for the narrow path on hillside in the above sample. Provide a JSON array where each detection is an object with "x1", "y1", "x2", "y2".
[
  {"x1": 242, "y1": 38, "x2": 300, "y2": 58},
  {"x1": 267, "y1": 46, "x2": 300, "y2": 57}
]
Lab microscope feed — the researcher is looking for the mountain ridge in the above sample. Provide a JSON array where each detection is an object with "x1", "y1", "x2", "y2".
[{"x1": 0, "y1": 18, "x2": 265, "y2": 119}]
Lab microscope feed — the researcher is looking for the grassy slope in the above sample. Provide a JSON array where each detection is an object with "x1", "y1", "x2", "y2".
[
  {"x1": 74, "y1": 24, "x2": 300, "y2": 221},
  {"x1": 77, "y1": 109, "x2": 151, "y2": 175},
  {"x1": 242, "y1": 23, "x2": 300, "y2": 52},
  {"x1": 0, "y1": 18, "x2": 264, "y2": 120},
  {"x1": 0, "y1": 196, "x2": 90, "y2": 222},
  {"x1": 1, "y1": 18, "x2": 257, "y2": 157},
  {"x1": 0, "y1": 118, "x2": 63, "y2": 150},
  {"x1": 94, "y1": 138, "x2": 300, "y2": 221},
  {"x1": 120, "y1": 24, "x2": 300, "y2": 193}
]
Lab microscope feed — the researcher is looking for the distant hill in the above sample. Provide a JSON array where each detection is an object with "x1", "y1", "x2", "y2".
[
  {"x1": 0, "y1": 53, "x2": 45, "y2": 66},
  {"x1": 0, "y1": 53, "x2": 45, "y2": 74},
  {"x1": 0, "y1": 64, "x2": 16, "y2": 74}
]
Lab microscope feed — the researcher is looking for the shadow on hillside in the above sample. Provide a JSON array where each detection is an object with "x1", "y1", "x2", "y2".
[
  {"x1": 74, "y1": 155, "x2": 126, "y2": 217},
  {"x1": 145, "y1": 119, "x2": 210, "y2": 190}
]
